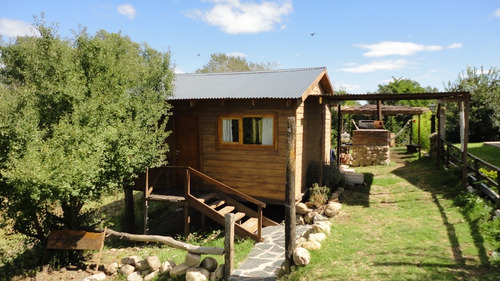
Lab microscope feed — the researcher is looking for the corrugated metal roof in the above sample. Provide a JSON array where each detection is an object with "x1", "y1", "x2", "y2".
[{"x1": 171, "y1": 67, "x2": 328, "y2": 100}]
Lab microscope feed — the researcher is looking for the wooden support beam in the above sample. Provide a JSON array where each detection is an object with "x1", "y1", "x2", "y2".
[
  {"x1": 285, "y1": 117, "x2": 296, "y2": 273},
  {"x1": 418, "y1": 114, "x2": 421, "y2": 159},
  {"x1": 124, "y1": 188, "x2": 135, "y2": 233},
  {"x1": 221, "y1": 100, "x2": 226, "y2": 107},
  {"x1": 436, "y1": 104, "x2": 442, "y2": 170},
  {"x1": 377, "y1": 100, "x2": 382, "y2": 121},
  {"x1": 224, "y1": 213, "x2": 235, "y2": 279},
  {"x1": 286, "y1": 100, "x2": 292, "y2": 107},
  {"x1": 337, "y1": 105, "x2": 342, "y2": 167},
  {"x1": 461, "y1": 100, "x2": 470, "y2": 189},
  {"x1": 251, "y1": 99, "x2": 256, "y2": 107}
]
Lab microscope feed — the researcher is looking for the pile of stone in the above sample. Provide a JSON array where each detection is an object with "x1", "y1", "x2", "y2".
[
  {"x1": 291, "y1": 189, "x2": 343, "y2": 267},
  {"x1": 85, "y1": 252, "x2": 224, "y2": 281},
  {"x1": 295, "y1": 187, "x2": 344, "y2": 226}
]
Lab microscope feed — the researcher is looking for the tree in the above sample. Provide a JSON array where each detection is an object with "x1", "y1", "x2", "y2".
[
  {"x1": 196, "y1": 53, "x2": 278, "y2": 73},
  {"x1": 0, "y1": 19, "x2": 173, "y2": 242},
  {"x1": 445, "y1": 66, "x2": 500, "y2": 142},
  {"x1": 369, "y1": 78, "x2": 437, "y2": 148}
]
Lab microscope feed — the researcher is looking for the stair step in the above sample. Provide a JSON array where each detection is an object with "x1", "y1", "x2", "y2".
[
  {"x1": 233, "y1": 212, "x2": 246, "y2": 223},
  {"x1": 241, "y1": 217, "x2": 259, "y2": 234},
  {"x1": 218, "y1": 205, "x2": 235, "y2": 216},
  {"x1": 208, "y1": 200, "x2": 225, "y2": 209},
  {"x1": 197, "y1": 192, "x2": 218, "y2": 203}
]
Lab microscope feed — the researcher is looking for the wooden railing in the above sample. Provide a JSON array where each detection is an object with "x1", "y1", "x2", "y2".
[
  {"x1": 149, "y1": 166, "x2": 267, "y2": 241},
  {"x1": 439, "y1": 139, "x2": 500, "y2": 206}
]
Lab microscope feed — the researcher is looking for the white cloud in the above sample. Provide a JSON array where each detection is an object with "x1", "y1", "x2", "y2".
[
  {"x1": 186, "y1": 0, "x2": 293, "y2": 34},
  {"x1": 447, "y1": 43, "x2": 463, "y2": 49},
  {"x1": 493, "y1": 8, "x2": 500, "y2": 18},
  {"x1": 117, "y1": 4, "x2": 137, "y2": 20},
  {"x1": 356, "y1": 41, "x2": 443, "y2": 57},
  {"x1": 227, "y1": 52, "x2": 247, "y2": 57},
  {"x1": 334, "y1": 84, "x2": 360, "y2": 92},
  {"x1": 174, "y1": 68, "x2": 186, "y2": 74},
  {"x1": 0, "y1": 18, "x2": 34, "y2": 38},
  {"x1": 338, "y1": 59, "x2": 410, "y2": 73}
]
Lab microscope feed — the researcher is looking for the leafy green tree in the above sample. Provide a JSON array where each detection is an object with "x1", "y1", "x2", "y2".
[
  {"x1": 196, "y1": 53, "x2": 278, "y2": 73},
  {"x1": 0, "y1": 19, "x2": 173, "y2": 242},
  {"x1": 367, "y1": 77, "x2": 438, "y2": 148},
  {"x1": 445, "y1": 66, "x2": 500, "y2": 142}
]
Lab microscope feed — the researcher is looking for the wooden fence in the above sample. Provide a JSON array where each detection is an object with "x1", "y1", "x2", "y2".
[{"x1": 439, "y1": 139, "x2": 500, "y2": 207}]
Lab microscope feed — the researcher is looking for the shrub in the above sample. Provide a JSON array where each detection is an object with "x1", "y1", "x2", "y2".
[{"x1": 308, "y1": 183, "x2": 331, "y2": 208}]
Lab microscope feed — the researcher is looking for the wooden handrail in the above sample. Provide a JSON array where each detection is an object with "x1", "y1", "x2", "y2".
[{"x1": 164, "y1": 166, "x2": 267, "y2": 208}]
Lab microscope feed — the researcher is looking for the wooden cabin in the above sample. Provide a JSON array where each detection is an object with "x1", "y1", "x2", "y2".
[{"x1": 166, "y1": 67, "x2": 334, "y2": 204}]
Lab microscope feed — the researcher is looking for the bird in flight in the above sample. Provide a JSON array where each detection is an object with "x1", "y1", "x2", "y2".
[{"x1": 310, "y1": 33, "x2": 315, "y2": 36}]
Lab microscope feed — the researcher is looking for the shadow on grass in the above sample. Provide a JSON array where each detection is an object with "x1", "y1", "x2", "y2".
[
  {"x1": 392, "y1": 153, "x2": 491, "y2": 267},
  {"x1": 341, "y1": 173, "x2": 373, "y2": 208}
]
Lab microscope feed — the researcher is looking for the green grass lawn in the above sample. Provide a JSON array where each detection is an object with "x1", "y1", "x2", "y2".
[
  {"x1": 283, "y1": 148, "x2": 497, "y2": 281},
  {"x1": 467, "y1": 143, "x2": 500, "y2": 168}
]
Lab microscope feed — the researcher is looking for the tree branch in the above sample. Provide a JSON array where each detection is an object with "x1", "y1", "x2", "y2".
[{"x1": 103, "y1": 228, "x2": 224, "y2": 255}]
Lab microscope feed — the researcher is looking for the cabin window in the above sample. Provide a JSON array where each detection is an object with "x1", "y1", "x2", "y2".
[{"x1": 219, "y1": 115, "x2": 276, "y2": 148}]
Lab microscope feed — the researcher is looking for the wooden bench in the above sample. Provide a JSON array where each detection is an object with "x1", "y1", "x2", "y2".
[{"x1": 44, "y1": 228, "x2": 106, "y2": 273}]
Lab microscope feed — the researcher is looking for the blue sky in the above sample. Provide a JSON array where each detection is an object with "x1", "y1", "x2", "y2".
[{"x1": 1, "y1": 0, "x2": 499, "y2": 93}]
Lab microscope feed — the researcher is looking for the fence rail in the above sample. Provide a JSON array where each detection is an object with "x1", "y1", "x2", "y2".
[{"x1": 439, "y1": 139, "x2": 500, "y2": 207}]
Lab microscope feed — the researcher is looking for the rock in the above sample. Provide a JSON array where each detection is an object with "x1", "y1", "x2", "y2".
[
  {"x1": 159, "y1": 260, "x2": 175, "y2": 275},
  {"x1": 60, "y1": 267, "x2": 67, "y2": 273},
  {"x1": 83, "y1": 272, "x2": 107, "y2": 281},
  {"x1": 296, "y1": 236, "x2": 307, "y2": 247},
  {"x1": 302, "y1": 241, "x2": 321, "y2": 250},
  {"x1": 135, "y1": 259, "x2": 150, "y2": 271},
  {"x1": 144, "y1": 270, "x2": 159, "y2": 281},
  {"x1": 325, "y1": 202, "x2": 342, "y2": 217},
  {"x1": 293, "y1": 247, "x2": 310, "y2": 266},
  {"x1": 316, "y1": 205, "x2": 326, "y2": 215},
  {"x1": 296, "y1": 202, "x2": 309, "y2": 215},
  {"x1": 122, "y1": 256, "x2": 140, "y2": 266},
  {"x1": 105, "y1": 262, "x2": 118, "y2": 275},
  {"x1": 185, "y1": 252, "x2": 202, "y2": 267},
  {"x1": 214, "y1": 264, "x2": 224, "y2": 280},
  {"x1": 200, "y1": 257, "x2": 218, "y2": 272},
  {"x1": 304, "y1": 211, "x2": 318, "y2": 224},
  {"x1": 296, "y1": 215, "x2": 305, "y2": 225},
  {"x1": 146, "y1": 256, "x2": 161, "y2": 271},
  {"x1": 170, "y1": 263, "x2": 190, "y2": 278},
  {"x1": 308, "y1": 232, "x2": 327, "y2": 243},
  {"x1": 495, "y1": 209, "x2": 500, "y2": 218},
  {"x1": 127, "y1": 271, "x2": 143, "y2": 281},
  {"x1": 120, "y1": 264, "x2": 136, "y2": 275},
  {"x1": 210, "y1": 272, "x2": 216, "y2": 281},
  {"x1": 141, "y1": 269, "x2": 151, "y2": 276},
  {"x1": 313, "y1": 214, "x2": 328, "y2": 223},
  {"x1": 186, "y1": 267, "x2": 210, "y2": 281},
  {"x1": 313, "y1": 222, "x2": 331, "y2": 234}
]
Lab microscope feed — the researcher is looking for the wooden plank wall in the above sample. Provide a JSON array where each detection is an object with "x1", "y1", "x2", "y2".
[
  {"x1": 294, "y1": 92, "x2": 331, "y2": 197},
  {"x1": 170, "y1": 100, "x2": 294, "y2": 203}
]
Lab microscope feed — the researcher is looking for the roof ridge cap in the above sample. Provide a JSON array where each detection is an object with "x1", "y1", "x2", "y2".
[{"x1": 177, "y1": 66, "x2": 326, "y2": 76}]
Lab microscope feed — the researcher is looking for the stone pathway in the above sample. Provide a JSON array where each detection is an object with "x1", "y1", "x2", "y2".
[{"x1": 229, "y1": 224, "x2": 312, "y2": 281}]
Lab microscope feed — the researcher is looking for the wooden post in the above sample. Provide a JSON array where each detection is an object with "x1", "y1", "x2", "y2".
[
  {"x1": 337, "y1": 104, "x2": 342, "y2": 166},
  {"x1": 285, "y1": 117, "x2": 296, "y2": 273},
  {"x1": 461, "y1": 99, "x2": 470, "y2": 189},
  {"x1": 224, "y1": 213, "x2": 235, "y2": 280},
  {"x1": 418, "y1": 114, "x2": 421, "y2": 159},
  {"x1": 143, "y1": 168, "x2": 149, "y2": 234},
  {"x1": 124, "y1": 188, "x2": 136, "y2": 233},
  {"x1": 436, "y1": 104, "x2": 442, "y2": 170},
  {"x1": 377, "y1": 100, "x2": 382, "y2": 121},
  {"x1": 184, "y1": 169, "x2": 191, "y2": 238}
]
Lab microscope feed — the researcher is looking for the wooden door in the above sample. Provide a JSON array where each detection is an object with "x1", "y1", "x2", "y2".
[{"x1": 174, "y1": 113, "x2": 201, "y2": 188}]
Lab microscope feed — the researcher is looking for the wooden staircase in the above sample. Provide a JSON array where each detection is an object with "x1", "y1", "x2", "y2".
[
  {"x1": 188, "y1": 191, "x2": 278, "y2": 242},
  {"x1": 141, "y1": 166, "x2": 279, "y2": 242}
]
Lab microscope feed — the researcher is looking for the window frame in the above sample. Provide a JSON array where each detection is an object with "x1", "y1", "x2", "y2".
[{"x1": 217, "y1": 113, "x2": 278, "y2": 150}]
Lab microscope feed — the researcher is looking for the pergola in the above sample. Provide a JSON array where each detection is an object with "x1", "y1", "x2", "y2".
[
  {"x1": 319, "y1": 92, "x2": 471, "y2": 188},
  {"x1": 340, "y1": 104, "x2": 430, "y2": 158}
]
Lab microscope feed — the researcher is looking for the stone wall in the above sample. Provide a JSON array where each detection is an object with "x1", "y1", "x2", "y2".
[{"x1": 350, "y1": 129, "x2": 390, "y2": 167}]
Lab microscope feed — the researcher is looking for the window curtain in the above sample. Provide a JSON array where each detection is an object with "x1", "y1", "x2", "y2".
[
  {"x1": 262, "y1": 117, "x2": 273, "y2": 145},
  {"x1": 222, "y1": 119, "x2": 233, "y2": 142}
]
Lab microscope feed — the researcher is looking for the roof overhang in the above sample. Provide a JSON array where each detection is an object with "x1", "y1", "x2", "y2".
[{"x1": 320, "y1": 92, "x2": 470, "y2": 103}]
